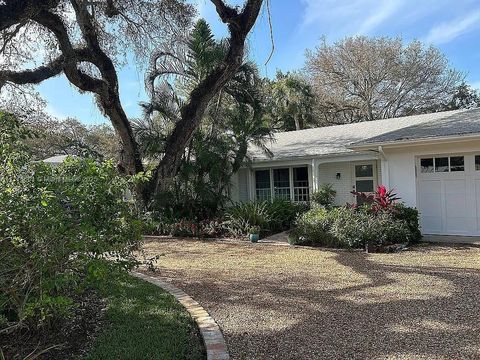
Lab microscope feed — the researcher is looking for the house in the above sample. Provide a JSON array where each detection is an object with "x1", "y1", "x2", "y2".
[{"x1": 230, "y1": 108, "x2": 480, "y2": 236}]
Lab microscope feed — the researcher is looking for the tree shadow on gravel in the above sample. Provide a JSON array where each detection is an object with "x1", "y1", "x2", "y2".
[{"x1": 149, "y1": 244, "x2": 480, "y2": 360}]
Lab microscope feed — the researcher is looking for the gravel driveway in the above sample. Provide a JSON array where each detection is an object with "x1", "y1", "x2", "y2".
[{"x1": 140, "y1": 239, "x2": 480, "y2": 360}]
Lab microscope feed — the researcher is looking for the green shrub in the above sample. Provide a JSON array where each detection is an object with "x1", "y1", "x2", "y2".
[
  {"x1": 290, "y1": 206, "x2": 412, "y2": 248},
  {"x1": 225, "y1": 199, "x2": 307, "y2": 237},
  {"x1": 329, "y1": 208, "x2": 410, "y2": 248},
  {"x1": 225, "y1": 202, "x2": 271, "y2": 237},
  {"x1": 311, "y1": 183, "x2": 337, "y2": 208},
  {"x1": 267, "y1": 198, "x2": 308, "y2": 232},
  {"x1": 0, "y1": 113, "x2": 142, "y2": 330},
  {"x1": 142, "y1": 212, "x2": 225, "y2": 238},
  {"x1": 393, "y1": 203, "x2": 422, "y2": 243},
  {"x1": 288, "y1": 206, "x2": 338, "y2": 246}
]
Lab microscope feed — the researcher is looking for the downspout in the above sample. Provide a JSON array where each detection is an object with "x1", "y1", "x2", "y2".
[{"x1": 378, "y1": 145, "x2": 390, "y2": 187}]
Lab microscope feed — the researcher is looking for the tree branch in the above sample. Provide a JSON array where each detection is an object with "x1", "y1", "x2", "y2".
[
  {"x1": 0, "y1": 56, "x2": 64, "y2": 88},
  {"x1": 153, "y1": 0, "x2": 263, "y2": 192},
  {"x1": 0, "y1": 0, "x2": 60, "y2": 31}
]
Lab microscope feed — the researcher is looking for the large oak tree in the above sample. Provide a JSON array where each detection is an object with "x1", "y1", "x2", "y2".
[
  {"x1": 0, "y1": 0, "x2": 264, "y2": 199},
  {"x1": 305, "y1": 36, "x2": 463, "y2": 125}
]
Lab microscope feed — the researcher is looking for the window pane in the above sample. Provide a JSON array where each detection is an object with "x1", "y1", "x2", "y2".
[
  {"x1": 293, "y1": 167, "x2": 309, "y2": 187},
  {"x1": 450, "y1": 156, "x2": 464, "y2": 172},
  {"x1": 356, "y1": 180, "x2": 374, "y2": 192},
  {"x1": 293, "y1": 167, "x2": 309, "y2": 202},
  {"x1": 273, "y1": 168, "x2": 290, "y2": 188},
  {"x1": 355, "y1": 164, "x2": 373, "y2": 177},
  {"x1": 476, "y1": 155, "x2": 480, "y2": 171},
  {"x1": 255, "y1": 170, "x2": 271, "y2": 201},
  {"x1": 435, "y1": 157, "x2": 449, "y2": 172},
  {"x1": 420, "y1": 158, "x2": 434, "y2": 173},
  {"x1": 273, "y1": 168, "x2": 290, "y2": 199},
  {"x1": 255, "y1": 170, "x2": 270, "y2": 188}
]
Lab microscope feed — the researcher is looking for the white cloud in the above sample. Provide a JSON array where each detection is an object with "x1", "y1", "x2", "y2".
[
  {"x1": 300, "y1": 0, "x2": 405, "y2": 36},
  {"x1": 356, "y1": 0, "x2": 404, "y2": 35},
  {"x1": 424, "y1": 10, "x2": 480, "y2": 44}
]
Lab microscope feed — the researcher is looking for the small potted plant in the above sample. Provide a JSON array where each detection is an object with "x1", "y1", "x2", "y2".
[{"x1": 248, "y1": 225, "x2": 260, "y2": 243}]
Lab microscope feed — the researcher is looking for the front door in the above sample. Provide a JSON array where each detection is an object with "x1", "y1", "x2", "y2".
[{"x1": 353, "y1": 162, "x2": 376, "y2": 205}]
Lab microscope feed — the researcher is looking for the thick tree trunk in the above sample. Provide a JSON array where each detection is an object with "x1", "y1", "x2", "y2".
[{"x1": 152, "y1": 0, "x2": 263, "y2": 196}]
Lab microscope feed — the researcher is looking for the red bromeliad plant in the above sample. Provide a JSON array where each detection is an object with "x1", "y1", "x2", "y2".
[{"x1": 351, "y1": 185, "x2": 400, "y2": 213}]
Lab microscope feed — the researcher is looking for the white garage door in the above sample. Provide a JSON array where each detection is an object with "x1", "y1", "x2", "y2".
[{"x1": 417, "y1": 154, "x2": 480, "y2": 236}]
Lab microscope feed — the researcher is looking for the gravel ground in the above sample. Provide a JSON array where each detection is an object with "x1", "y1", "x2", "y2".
[{"x1": 140, "y1": 239, "x2": 480, "y2": 360}]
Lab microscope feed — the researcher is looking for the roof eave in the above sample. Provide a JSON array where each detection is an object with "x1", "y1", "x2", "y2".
[{"x1": 348, "y1": 133, "x2": 480, "y2": 151}]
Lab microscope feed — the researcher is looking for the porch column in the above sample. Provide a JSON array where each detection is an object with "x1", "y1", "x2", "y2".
[
  {"x1": 311, "y1": 159, "x2": 319, "y2": 193},
  {"x1": 248, "y1": 169, "x2": 255, "y2": 201}
]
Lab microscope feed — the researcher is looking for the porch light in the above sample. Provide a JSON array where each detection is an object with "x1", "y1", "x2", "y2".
[{"x1": 336, "y1": 172, "x2": 341, "y2": 180}]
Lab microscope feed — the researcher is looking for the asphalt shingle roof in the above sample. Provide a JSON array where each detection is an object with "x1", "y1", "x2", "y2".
[{"x1": 249, "y1": 108, "x2": 480, "y2": 161}]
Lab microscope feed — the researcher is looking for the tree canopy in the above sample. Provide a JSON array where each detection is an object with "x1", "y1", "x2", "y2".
[
  {"x1": 0, "y1": 0, "x2": 264, "y2": 203},
  {"x1": 136, "y1": 19, "x2": 273, "y2": 217},
  {"x1": 305, "y1": 36, "x2": 464, "y2": 124}
]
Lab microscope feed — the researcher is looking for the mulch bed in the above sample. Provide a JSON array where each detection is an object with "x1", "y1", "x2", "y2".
[{"x1": 1, "y1": 289, "x2": 106, "y2": 360}]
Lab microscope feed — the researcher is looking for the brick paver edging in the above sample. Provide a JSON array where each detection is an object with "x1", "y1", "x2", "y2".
[{"x1": 131, "y1": 271, "x2": 229, "y2": 360}]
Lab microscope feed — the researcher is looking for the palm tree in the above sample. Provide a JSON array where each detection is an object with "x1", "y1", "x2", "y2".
[
  {"x1": 268, "y1": 71, "x2": 315, "y2": 131},
  {"x1": 134, "y1": 19, "x2": 273, "y2": 215}
]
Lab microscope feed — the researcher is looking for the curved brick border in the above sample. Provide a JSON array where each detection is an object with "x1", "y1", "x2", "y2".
[{"x1": 131, "y1": 271, "x2": 229, "y2": 360}]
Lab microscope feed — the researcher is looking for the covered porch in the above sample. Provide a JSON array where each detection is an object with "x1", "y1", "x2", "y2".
[{"x1": 232, "y1": 153, "x2": 387, "y2": 206}]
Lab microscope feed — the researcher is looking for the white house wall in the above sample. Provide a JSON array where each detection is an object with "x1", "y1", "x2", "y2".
[
  {"x1": 318, "y1": 160, "x2": 382, "y2": 206},
  {"x1": 318, "y1": 162, "x2": 353, "y2": 205}
]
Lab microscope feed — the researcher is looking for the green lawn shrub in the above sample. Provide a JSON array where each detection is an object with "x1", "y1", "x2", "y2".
[
  {"x1": 0, "y1": 113, "x2": 142, "y2": 331},
  {"x1": 289, "y1": 205, "x2": 413, "y2": 248},
  {"x1": 310, "y1": 183, "x2": 337, "y2": 208}
]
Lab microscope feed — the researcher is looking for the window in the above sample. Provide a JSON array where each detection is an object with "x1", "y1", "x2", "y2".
[
  {"x1": 355, "y1": 164, "x2": 373, "y2": 177},
  {"x1": 476, "y1": 155, "x2": 480, "y2": 171},
  {"x1": 420, "y1": 156, "x2": 465, "y2": 173},
  {"x1": 293, "y1": 167, "x2": 309, "y2": 202},
  {"x1": 435, "y1": 157, "x2": 449, "y2": 172},
  {"x1": 354, "y1": 163, "x2": 375, "y2": 205},
  {"x1": 255, "y1": 170, "x2": 271, "y2": 201},
  {"x1": 450, "y1": 156, "x2": 464, "y2": 172},
  {"x1": 273, "y1": 168, "x2": 290, "y2": 200},
  {"x1": 420, "y1": 158, "x2": 434, "y2": 173}
]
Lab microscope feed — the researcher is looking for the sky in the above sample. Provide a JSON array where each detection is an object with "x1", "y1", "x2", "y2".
[{"x1": 37, "y1": 0, "x2": 480, "y2": 125}]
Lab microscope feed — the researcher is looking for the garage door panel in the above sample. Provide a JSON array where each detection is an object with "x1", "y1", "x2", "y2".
[
  {"x1": 421, "y1": 216, "x2": 443, "y2": 234},
  {"x1": 418, "y1": 180, "x2": 442, "y2": 217},
  {"x1": 444, "y1": 179, "x2": 468, "y2": 218},
  {"x1": 445, "y1": 217, "x2": 469, "y2": 233}
]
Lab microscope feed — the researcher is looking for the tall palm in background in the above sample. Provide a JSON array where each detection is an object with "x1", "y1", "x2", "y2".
[{"x1": 266, "y1": 71, "x2": 316, "y2": 131}]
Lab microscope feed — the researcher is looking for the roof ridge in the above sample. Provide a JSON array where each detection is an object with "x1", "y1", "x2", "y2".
[{"x1": 272, "y1": 108, "x2": 469, "y2": 137}]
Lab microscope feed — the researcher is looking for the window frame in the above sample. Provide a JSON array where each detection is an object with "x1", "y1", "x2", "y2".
[
  {"x1": 254, "y1": 166, "x2": 310, "y2": 202},
  {"x1": 419, "y1": 155, "x2": 465, "y2": 174}
]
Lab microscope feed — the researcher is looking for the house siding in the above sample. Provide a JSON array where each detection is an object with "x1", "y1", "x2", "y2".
[
  {"x1": 318, "y1": 160, "x2": 382, "y2": 206},
  {"x1": 318, "y1": 162, "x2": 354, "y2": 206},
  {"x1": 236, "y1": 168, "x2": 249, "y2": 202},
  {"x1": 383, "y1": 139, "x2": 480, "y2": 208}
]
